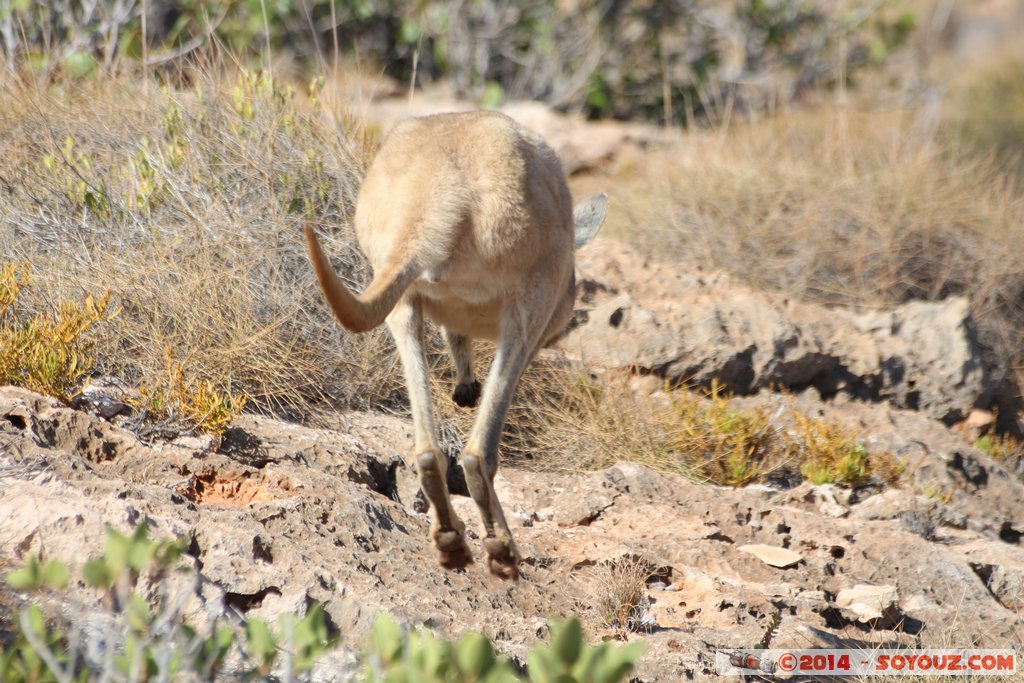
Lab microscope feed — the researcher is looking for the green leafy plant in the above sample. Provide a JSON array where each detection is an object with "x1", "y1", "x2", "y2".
[
  {"x1": 527, "y1": 618, "x2": 645, "y2": 683},
  {"x1": 1, "y1": 524, "x2": 336, "y2": 682},
  {"x1": 363, "y1": 613, "x2": 519, "y2": 683},
  {"x1": 3, "y1": 525, "x2": 643, "y2": 682},
  {"x1": 79, "y1": 523, "x2": 186, "y2": 592},
  {"x1": 5, "y1": 555, "x2": 69, "y2": 592},
  {"x1": 0, "y1": 604, "x2": 70, "y2": 683},
  {"x1": 362, "y1": 613, "x2": 644, "y2": 683}
]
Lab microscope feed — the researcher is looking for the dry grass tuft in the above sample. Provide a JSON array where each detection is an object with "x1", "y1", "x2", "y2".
[
  {"x1": 573, "y1": 554, "x2": 656, "y2": 636},
  {"x1": 0, "y1": 66, "x2": 405, "y2": 428},
  {"x1": 595, "y1": 555, "x2": 654, "y2": 634}
]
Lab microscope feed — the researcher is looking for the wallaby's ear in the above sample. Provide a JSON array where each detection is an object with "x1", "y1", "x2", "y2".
[{"x1": 572, "y1": 193, "x2": 607, "y2": 249}]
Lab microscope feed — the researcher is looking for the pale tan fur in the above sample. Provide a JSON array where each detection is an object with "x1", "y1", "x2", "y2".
[{"x1": 306, "y1": 111, "x2": 606, "y2": 580}]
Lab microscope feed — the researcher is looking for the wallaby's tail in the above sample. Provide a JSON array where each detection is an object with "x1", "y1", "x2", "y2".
[{"x1": 305, "y1": 225, "x2": 417, "y2": 333}]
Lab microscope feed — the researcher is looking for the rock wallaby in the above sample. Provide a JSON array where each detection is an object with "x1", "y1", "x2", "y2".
[{"x1": 305, "y1": 111, "x2": 606, "y2": 580}]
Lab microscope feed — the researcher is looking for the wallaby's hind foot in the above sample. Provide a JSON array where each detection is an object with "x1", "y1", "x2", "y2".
[
  {"x1": 432, "y1": 524, "x2": 474, "y2": 570},
  {"x1": 452, "y1": 380, "x2": 482, "y2": 408},
  {"x1": 415, "y1": 445, "x2": 474, "y2": 570},
  {"x1": 483, "y1": 535, "x2": 521, "y2": 581}
]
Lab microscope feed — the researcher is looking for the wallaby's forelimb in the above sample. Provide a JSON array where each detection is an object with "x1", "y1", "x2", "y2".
[{"x1": 446, "y1": 329, "x2": 480, "y2": 408}]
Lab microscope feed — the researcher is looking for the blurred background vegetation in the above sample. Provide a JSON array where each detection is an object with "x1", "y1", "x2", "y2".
[{"x1": 2, "y1": 0, "x2": 921, "y2": 125}]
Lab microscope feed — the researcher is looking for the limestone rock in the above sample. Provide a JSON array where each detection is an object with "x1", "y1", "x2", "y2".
[
  {"x1": 835, "y1": 584, "x2": 900, "y2": 623},
  {"x1": 738, "y1": 544, "x2": 803, "y2": 569},
  {"x1": 561, "y1": 239, "x2": 991, "y2": 422},
  {"x1": 4, "y1": 386, "x2": 1024, "y2": 682}
]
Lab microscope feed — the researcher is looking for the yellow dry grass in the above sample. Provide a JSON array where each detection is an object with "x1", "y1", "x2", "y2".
[{"x1": 511, "y1": 371, "x2": 900, "y2": 488}]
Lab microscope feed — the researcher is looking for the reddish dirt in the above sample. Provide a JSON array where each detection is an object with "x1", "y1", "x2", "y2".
[{"x1": 177, "y1": 467, "x2": 294, "y2": 506}]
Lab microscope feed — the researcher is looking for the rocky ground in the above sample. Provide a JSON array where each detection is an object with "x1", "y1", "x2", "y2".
[{"x1": 2, "y1": 232, "x2": 1024, "y2": 680}]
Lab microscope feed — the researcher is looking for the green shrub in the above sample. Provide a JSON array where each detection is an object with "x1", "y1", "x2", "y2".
[
  {"x1": 527, "y1": 618, "x2": 644, "y2": 683},
  {"x1": 0, "y1": 0, "x2": 917, "y2": 126},
  {"x1": 3, "y1": 525, "x2": 644, "y2": 682},
  {"x1": 2, "y1": 524, "x2": 336, "y2": 682},
  {"x1": 363, "y1": 613, "x2": 644, "y2": 683},
  {"x1": 363, "y1": 615, "x2": 518, "y2": 683}
]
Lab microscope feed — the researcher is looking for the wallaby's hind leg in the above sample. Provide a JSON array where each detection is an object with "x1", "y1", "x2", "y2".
[
  {"x1": 460, "y1": 303, "x2": 546, "y2": 580},
  {"x1": 446, "y1": 329, "x2": 481, "y2": 408},
  {"x1": 388, "y1": 298, "x2": 473, "y2": 569}
]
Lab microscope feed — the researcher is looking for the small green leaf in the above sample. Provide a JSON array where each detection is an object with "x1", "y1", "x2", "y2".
[
  {"x1": 6, "y1": 554, "x2": 41, "y2": 590},
  {"x1": 126, "y1": 538, "x2": 155, "y2": 573},
  {"x1": 290, "y1": 606, "x2": 332, "y2": 673},
  {"x1": 481, "y1": 81, "x2": 504, "y2": 110},
  {"x1": 40, "y1": 559, "x2": 69, "y2": 590},
  {"x1": 246, "y1": 617, "x2": 277, "y2": 670},
  {"x1": 25, "y1": 603, "x2": 46, "y2": 637},
  {"x1": 131, "y1": 522, "x2": 151, "y2": 544},
  {"x1": 199, "y1": 625, "x2": 235, "y2": 673},
  {"x1": 82, "y1": 558, "x2": 113, "y2": 588},
  {"x1": 63, "y1": 50, "x2": 97, "y2": 78},
  {"x1": 398, "y1": 18, "x2": 421, "y2": 44},
  {"x1": 370, "y1": 613, "x2": 404, "y2": 665},
  {"x1": 126, "y1": 594, "x2": 153, "y2": 633},
  {"x1": 104, "y1": 527, "x2": 132, "y2": 574},
  {"x1": 527, "y1": 646, "x2": 562, "y2": 682},
  {"x1": 116, "y1": 633, "x2": 159, "y2": 678},
  {"x1": 154, "y1": 537, "x2": 186, "y2": 568},
  {"x1": 572, "y1": 641, "x2": 603, "y2": 679},
  {"x1": 593, "y1": 641, "x2": 645, "y2": 683},
  {"x1": 6, "y1": 567, "x2": 36, "y2": 590},
  {"x1": 550, "y1": 618, "x2": 583, "y2": 665},
  {"x1": 456, "y1": 631, "x2": 495, "y2": 676}
]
